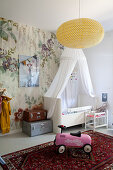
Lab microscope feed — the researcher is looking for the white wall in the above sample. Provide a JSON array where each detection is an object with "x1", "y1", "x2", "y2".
[
  {"x1": 83, "y1": 30, "x2": 113, "y2": 127},
  {"x1": 0, "y1": 0, "x2": 113, "y2": 32}
]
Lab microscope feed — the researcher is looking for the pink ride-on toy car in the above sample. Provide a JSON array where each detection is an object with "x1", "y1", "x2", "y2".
[{"x1": 54, "y1": 125, "x2": 92, "y2": 154}]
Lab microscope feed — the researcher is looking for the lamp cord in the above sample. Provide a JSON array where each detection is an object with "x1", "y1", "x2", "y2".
[{"x1": 79, "y1": 0, "x2": 80, "y2": 18}]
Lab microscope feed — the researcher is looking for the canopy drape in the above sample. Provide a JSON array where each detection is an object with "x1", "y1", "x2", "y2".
[{"x1": 44, "y1": 47, "x2": 95, "y2": 118}]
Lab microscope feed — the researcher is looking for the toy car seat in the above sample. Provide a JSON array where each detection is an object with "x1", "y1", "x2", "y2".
[{"x1": 70, "y1": 131, "x2": 81, "y2": 137}]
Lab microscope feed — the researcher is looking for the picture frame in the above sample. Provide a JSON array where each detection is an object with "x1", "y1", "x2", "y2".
[
  {"x1": 102, "y1": 93, "x2": 107, "y2": 102},
  {"x1": 19, "y1": 55, "x2": 40, "y2": 87}
]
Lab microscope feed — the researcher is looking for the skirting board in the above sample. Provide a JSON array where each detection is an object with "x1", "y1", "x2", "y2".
[{"x1": 0, "y1": 128, "x2": 22, "y2": 136}]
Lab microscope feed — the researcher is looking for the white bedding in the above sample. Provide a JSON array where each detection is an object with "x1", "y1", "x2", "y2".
[
  {"x1": 62, "y1": 106, "x2": 92, "y2": 115},
  {"x1": 61, "y1": 106, "x2": 92, "y2": 128},
  {"x1": 44, "y1": 97, "x2": 92, "y2": 133}
]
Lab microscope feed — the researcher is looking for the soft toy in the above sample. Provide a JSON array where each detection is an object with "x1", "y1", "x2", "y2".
[{"x1": 14, "y1": 108, "x2": 23, "y2": 122}]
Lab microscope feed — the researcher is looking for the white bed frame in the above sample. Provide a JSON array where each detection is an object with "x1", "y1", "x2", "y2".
[{"x1": 44, "y1": 97, "x2": 92, "y2": 133}]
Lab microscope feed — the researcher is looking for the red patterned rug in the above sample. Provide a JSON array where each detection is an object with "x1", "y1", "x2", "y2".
[{"x1": 1, "y1": 130, "x2": 113, "y2": 170}]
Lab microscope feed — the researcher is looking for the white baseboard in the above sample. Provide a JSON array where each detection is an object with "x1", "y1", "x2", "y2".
[{"x1": 0, "y1": 128, "x2": 22, "y2": 136}]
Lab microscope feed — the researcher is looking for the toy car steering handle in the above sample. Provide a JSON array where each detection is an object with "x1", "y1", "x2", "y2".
[{"x1": 58, "y1": 125, "x2": 67, "y2": 133}]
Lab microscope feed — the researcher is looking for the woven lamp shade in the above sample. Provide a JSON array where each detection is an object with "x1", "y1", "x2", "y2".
[{"x1": 56, "y1": 18, "x2": 104, "y2": 48}]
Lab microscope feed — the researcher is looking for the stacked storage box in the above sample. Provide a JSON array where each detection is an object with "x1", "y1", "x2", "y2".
[
  {"x1": 22, "y1": 109, "x2": 53, "y2": 137},
  {"x1": 22, "y1": 119, "x2": 53, "y2": 137}
]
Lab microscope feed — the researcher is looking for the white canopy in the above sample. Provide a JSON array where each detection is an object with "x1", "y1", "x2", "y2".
[{"x1": 44, "y1": 47, "x2": 95, "y2": 118}]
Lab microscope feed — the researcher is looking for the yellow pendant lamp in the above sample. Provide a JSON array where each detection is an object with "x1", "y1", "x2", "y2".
[{"x1": 56, "y1": 1, "x2": 104, "y2": 49}]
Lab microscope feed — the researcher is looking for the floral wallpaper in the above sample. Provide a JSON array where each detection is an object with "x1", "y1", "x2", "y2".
[{"x1": 0, "y1": 17, "x2": 63, "y2": 131}]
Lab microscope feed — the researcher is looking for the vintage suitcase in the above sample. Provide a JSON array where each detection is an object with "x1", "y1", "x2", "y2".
[
  {"x1": 23, "y1": 109, "x2": 47, "y2": 122},
  {"x1": 22, "y1": 119, "x2": 53, "y2": 137}
]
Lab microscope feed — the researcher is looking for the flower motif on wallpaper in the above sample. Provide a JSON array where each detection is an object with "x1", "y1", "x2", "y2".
[
  {"x1": 0, "y1": 47, "x2": 16, "y2": 59},
  {"x1": 0, "y1": 48, "x2": 7, "y2": 58},
  {"x1": 47, "y1": 38, "x2": 54, "y2": 49},
  {"x1": 41, "y1": 44, "x2": 51, "y2": 57},
  {"x1": 2, "y1": 57, "x2": 18, "y2": 72},
  {"x1": 25, "y1": 94, "x2": 37, "y2": 109},
  {"x1": 0, "y1": 47, "x2": 18, "y2": 74},
  {"x1": 50, "y1": 32, "x2": 64, "y2": 50},
  {"x1": 41, "y1": 38, "x2": 54, "y2": 56},
  {"x1": 59, "y1": 43, "x2": 64, "y2": 50},
  {"x1": 0, "y1": 18, "x2": 17, "y2": 74},
  {"x1": 38, "y1": 37, "x2": 61, "y2": 67},
  {"x1": 0, "y1": 18, "x2": 17, "y2": 43}
]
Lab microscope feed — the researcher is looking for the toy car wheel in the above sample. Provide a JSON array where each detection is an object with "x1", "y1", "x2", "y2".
[
  {"x1": 83, "y1": 144, "x2": 92, "y2": 153},
  {"x1": 58, "y1": 145, "x2": 66, "y2": 154}
]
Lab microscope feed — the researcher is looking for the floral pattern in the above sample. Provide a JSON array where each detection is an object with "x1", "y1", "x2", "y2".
[
  {"x1": 2, "y1": 57, "x2": 18, "y2": 72},
  {"x1": 0, "y1": 17, "x2": 63, "y2": 131},
  {"x1": 2, "y1": 131, "x2": 113, "y2": 169},
  {"x1": 24, "y1": 94, "x2": 37, "y2": 109},
  {"x1": 0, "y1": 18, "x2": 17, "y2": 43}
]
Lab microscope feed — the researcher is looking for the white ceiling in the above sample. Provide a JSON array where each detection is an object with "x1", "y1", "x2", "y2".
[{"x1": 0, "y1": 0, "x2": 113, "y2": 32}]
